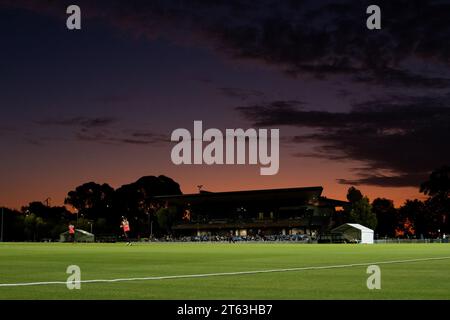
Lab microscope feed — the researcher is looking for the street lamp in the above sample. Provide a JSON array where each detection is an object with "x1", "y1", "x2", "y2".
[
  {"x1": 147, "y1": 211, "x2": 153, "y2": 240},
  {"x1": 1, "y1": 207, "x2": 4, "y2": 242},
  {"x1": 149, "y1": 213, "x2": 151, "y2": 237},
  {"x1": 150, "y1": 221, "x2": 153, "y2": 239}
]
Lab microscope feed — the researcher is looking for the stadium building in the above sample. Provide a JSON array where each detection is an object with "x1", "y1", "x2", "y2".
[{"x1": 155, "y1": 186, "x2": 347, "y2": 238}]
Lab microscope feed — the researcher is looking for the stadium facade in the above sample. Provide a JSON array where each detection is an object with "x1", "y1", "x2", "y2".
[{"x1": 154, "y1": 187, "x2": 347, "y2": 238}]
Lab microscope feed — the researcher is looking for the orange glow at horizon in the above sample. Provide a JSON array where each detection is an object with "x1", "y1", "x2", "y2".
[
  {"x1": 0, "y1": 134, "x2": 427, "y2": 210},
  {"x1": 0, "y1": 165, "x2": 425, "y2": 210}
]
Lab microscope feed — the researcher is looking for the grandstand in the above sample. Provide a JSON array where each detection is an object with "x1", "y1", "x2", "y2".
[{"x1": 154, "y1": 186, "x2": 347, "y2": 238}]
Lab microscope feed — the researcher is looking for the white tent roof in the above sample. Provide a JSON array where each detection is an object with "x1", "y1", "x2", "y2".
[
  {"x1": 331, "y1": 223, "x2": 373, "y2": 234},
  {"x1": 61, "y1": 229, "x2": 93, "y2": 236},
  {"x1": 77, "y1": 229, "x2": 94, "y2": 236}
]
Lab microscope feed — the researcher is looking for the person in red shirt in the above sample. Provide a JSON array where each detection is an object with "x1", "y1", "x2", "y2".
[
  {"x1": 120, "y1": 217, "x2": 132, "y2": 246},
  {"x1": 68, "y1": 224, "x2": 75, "y2": 243}
]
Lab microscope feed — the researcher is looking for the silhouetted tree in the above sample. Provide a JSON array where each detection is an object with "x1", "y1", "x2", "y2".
[
  {"x1": 349, "y1": 196, "x2": 377, "y2": 230},
  {"x1": 420, "y1": 165, "x2": 450, "y2": 199},
  {"x1": 0, "y1": 207, "x2": 25, "y2": 241},
  {"x1": 65, "y1": 182, "x2": 114, "y2": 220},
  {"x1": 2, "y1": 175, "x2": 183, "y2": 240},
  {"x1": 347, "y1": 186, "x2": 363, "y2": 203},
  {"x1": 420, "y1": 166, "x2": 449, "y2": 235},
  {"x1": 21, "y1": 202, "x2": 72, "y2": 240},
  {"x1": 156, "y1": 207, "x2": 177, "y2": 234},
  {"x1": 114, "y1": 175, "x2": 182, "y2": 236},
  {"x1": 424, "y1": 199, "x2": 448, "y2": 236},
  {"x1": 23, "y1": 213, "x2": 45, "y2": 241},
  {"x1": 342, "y1": 187, "x2": 362, "y2": 223},
  {"x1": 372, "y1": 198, "x2": 397, "y2": 238},
  {"x1": 396, "y1": 199, "x2": 433, "y2": 238}
]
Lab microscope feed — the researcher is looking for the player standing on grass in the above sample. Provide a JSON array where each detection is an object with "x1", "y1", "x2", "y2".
[
  {"x1": 68, "y1": 223, "x2": 75, "y2": 243},
  {"x1": 120, "y1": 216, "x2": 132, "y2": 246}
]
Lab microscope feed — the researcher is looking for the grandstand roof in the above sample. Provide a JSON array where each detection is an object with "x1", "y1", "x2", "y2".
[{"x1": 155, "y1": 186, "x2": 330, "y2": 206}]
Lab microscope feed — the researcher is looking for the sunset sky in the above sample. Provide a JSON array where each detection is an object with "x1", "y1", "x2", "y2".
[{"x1": 1, "y1": 0, "x2": 449, "y2": 209}]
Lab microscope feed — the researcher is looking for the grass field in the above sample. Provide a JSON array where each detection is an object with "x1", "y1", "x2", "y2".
[{"x1": 0, "y1": 242, "x2": 449, "y2": 299}]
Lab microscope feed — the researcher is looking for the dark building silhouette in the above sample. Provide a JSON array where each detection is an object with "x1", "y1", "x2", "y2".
[{"x1": 155, "y1": 186, "x2": 347, "y2": 238}]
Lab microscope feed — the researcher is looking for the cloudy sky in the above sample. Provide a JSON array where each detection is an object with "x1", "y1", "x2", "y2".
[{"x1": 1, "y1": 0, "x2": 449, "y2": 208}]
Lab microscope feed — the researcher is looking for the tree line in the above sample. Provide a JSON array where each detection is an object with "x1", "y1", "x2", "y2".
[
  {"x1": 0, "y1": 166, "x2": 448, "y2": 241},
  {"x1": 0, "y1": 175, "x2": 181, "y2": 241},
  {"x1": 340, "y1": 166, "x2": 449, "y2": 239}
]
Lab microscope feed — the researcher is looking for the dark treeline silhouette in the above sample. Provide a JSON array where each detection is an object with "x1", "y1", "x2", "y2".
[
  {"x1": 0, "y1": 167, "x2": 449, "y2": 241},
  {"x1": 0, "y1": 175, "x2": 181, "y2": 241},
  {"x1": 344, "y1": 166, "x2": 449, "y2": 239}
]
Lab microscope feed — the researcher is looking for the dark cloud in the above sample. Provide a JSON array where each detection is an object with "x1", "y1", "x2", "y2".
[
  {"x1": 336, "y1": 89, "x2": 352, "y2": 99},
  {"x1": 198, "y1": 78, "x2": 214, "y2": 84},
  {"x1": 337, "y1": 173, "x2": 429, "y2": 188},
  {"x1": 237, "y1": 94, "x2": 450, "y2": 187},
  {"x1": 356, "y1": 68, "x2": 450, "y2": 89},
  {"x1": 0, "y1": 126, "x2": 15, "y2": 136},
  {"x1": 37, "y1": 116, "x2": 117, "y2": 129},
  {"x1": 35, "y1": 116, "x2": 167, "y2": 146},
  {"x1": 4, "y1": 0, "x2": 450, "y2": 186},
  {"x1": 23, "y1": 134, "x2": 68, "y2": 146},
  {"x1": 93, "y1": 94, "x2": 132, "y2": 105},
  {"x1": 218, "y1": 87, "x2": 264, "y2": 100},
  {"x1": 76, "y1": 129, "x2": 168, "y2": 146},
  {"x1": 204, "y1": 0, "x2": 450, "y2": 88},
  {"x1": 4, "y1": 0, "x2": 450, "y2": 89}
]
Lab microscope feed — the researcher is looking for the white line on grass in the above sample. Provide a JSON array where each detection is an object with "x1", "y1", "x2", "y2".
[{"x1": 1, "y1": 256, "x2": 450, "y2": 287}]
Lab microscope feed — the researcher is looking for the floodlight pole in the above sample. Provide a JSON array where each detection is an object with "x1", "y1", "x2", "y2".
[
  {"x1": 1, "y1": 207, "x2": 4, "y2": 242},
  {"x1": 150, "y1": 221, "x2": 153, "y2": 239}
]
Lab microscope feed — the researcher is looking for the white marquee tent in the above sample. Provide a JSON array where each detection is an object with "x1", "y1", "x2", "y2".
[
  {"x1": 331, "y1": 223, "x2": 374, "y2": 244},
  {"x1": 60, "y1": 229, "x2": 95, "y2": 242}
]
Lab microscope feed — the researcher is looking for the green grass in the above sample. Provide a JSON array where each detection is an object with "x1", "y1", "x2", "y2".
[{"x1": 0, "y1": 242, "x2": 449, "y2": 299}]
